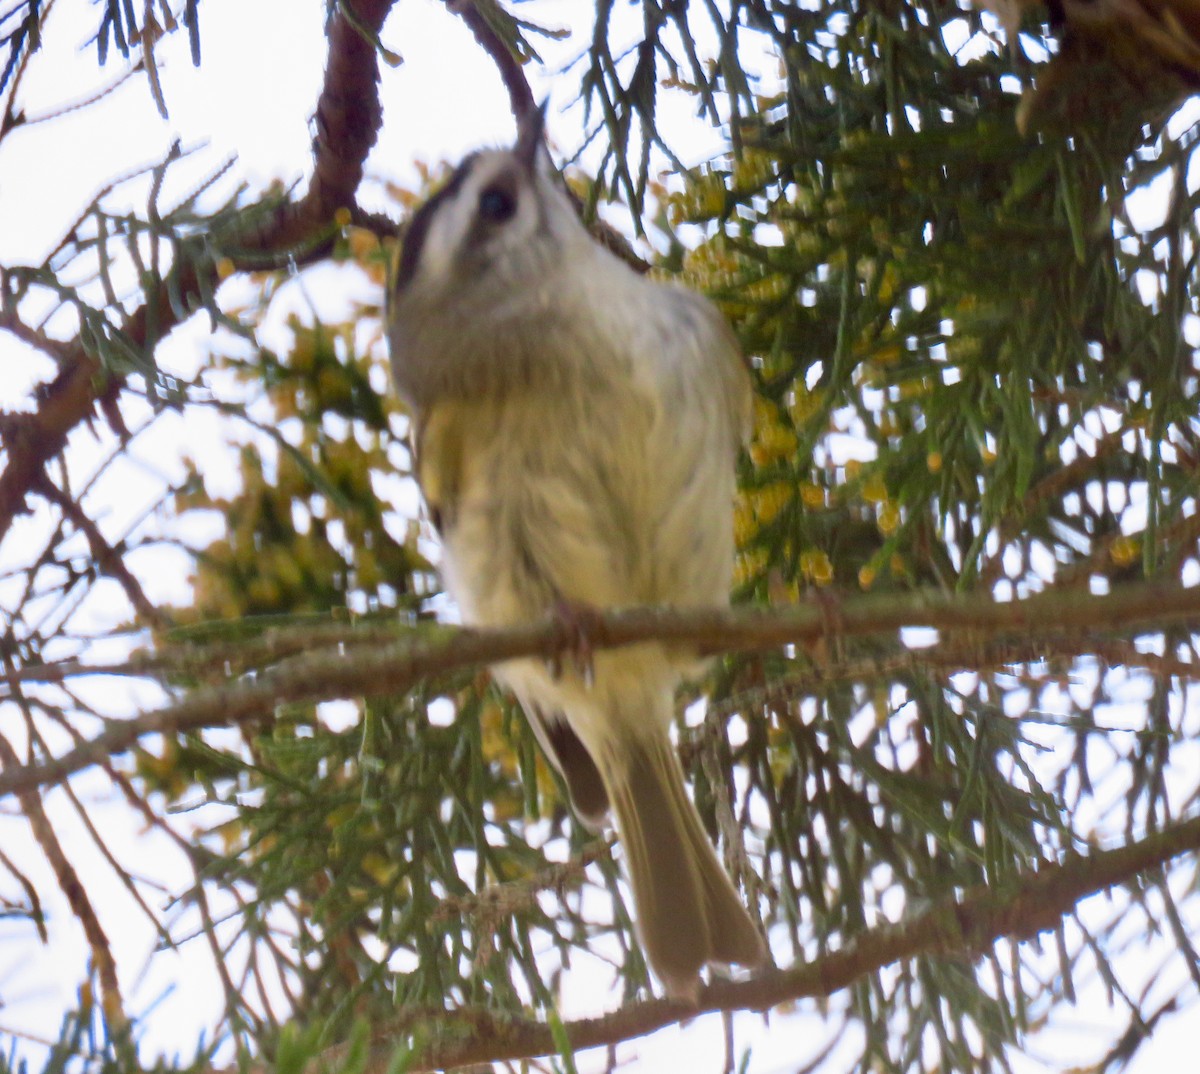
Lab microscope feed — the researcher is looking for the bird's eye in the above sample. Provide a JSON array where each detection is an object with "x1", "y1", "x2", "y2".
[{"x1": 478, "y1": 185, "x2": 517, "y2": 223}]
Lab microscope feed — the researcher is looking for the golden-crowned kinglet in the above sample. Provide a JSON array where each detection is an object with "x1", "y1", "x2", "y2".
[{"x1": 387, "y1": 107, "x2": 765, "y2": 999}]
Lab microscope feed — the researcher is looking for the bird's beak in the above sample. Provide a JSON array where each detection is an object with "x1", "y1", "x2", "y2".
[{"x1": 515, "y1": 100, "x2": 549, "y2": 174}]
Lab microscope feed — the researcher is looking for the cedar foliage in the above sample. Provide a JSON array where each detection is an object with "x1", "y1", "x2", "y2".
[{"x1": 2, "y1": 2, "x2": 1200, "y2": 1073}]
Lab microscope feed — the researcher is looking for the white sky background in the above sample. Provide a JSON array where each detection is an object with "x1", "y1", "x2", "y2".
[{"x1": 0, "y1": 2, "x2": 1197, "y2": 1072}]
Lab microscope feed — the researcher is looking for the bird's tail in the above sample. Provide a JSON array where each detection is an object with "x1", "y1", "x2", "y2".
[{"x1": 600, "y1": 708, "x2": 767, "y2": 1000}]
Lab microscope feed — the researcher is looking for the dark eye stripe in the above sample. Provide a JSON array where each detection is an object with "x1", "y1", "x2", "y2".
[{"x1": 394, "y1": 153, "x2": 479, "y2": 292}]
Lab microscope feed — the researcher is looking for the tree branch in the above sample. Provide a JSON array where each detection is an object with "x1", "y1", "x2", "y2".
[
  {"x1": 302, "y1": 0, "x2": 394, "y2": 228},
  {"x1": 4, "y1": 579, "x2": 1200, "y2": 800},
  {"x1": 448, "y1": 0, "x2": 537, "y2": 121},
  {"x1": 36, "y1": 476, "x2": 170, "y2": 629},
  {"x1": 0, "y1": 731, "x2": 124, "y2": 1024},
  {"x1": 305, "y1": 812, "x2": 1200, "y2": 1072}
]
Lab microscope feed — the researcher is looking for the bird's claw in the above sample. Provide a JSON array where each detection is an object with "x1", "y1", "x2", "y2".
[{"x1": 549, "y1": 599, "x2": 602, "y2": 687}]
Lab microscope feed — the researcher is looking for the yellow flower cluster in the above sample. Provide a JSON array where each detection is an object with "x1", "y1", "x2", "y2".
[
  {"x1": 1110, "y1": 535, "x2": 1139, "y2": 566},
  {"x1": 741, "y1": 273, "x2": 792, "y2": 304},
  {"x1": 799, "y1": 482, "x2": 826, "y2": 508},
  {"x1": 751, "y1": 482, "x2": 793, "y2": 525},
  {"x1": 740, "y1": 399, "x2": 804, "y2": 548},
  {"x1": 680, "y1": 234, "x2": 742, "y2": 288},
  {"x1": 789, "y1": 387, "x2": 822, "y2": 423},
  {"x1": 731, "y1": 148, "x2": 777, "y2": 194},
  {"x1": 750, "y1": 418, "x2": 799, "y2": 467},
  {"x1": 346, "y1": 227, "x2": 390, "y2": 287},
  {"x1": 733, "y1": 497, "x2": 757, "y2": 548},
  {"x1": 799, "y1": 549, "x2": 833, "y2": 585},
  {"x1": 858, "y1": 552, "x2": 910, "y2": 591},
  {"x1": 857, "y1": 469, "x2": 904, "y2": 538},
  {"x1": 734, "y1": 390, "x2": 848, "y2": 593},
  {"x1": 878, "y1": 502, "x2": 901, "y2": 534},
  {"x1": 668, "y1": 171, "x2": 728, "y2": 224},
  {"x1": 860, "y1": 473, "x2": 888, "y2": 504},
  {"x1": 733, "y1": 546, "x2": 769, "y2": 586}
]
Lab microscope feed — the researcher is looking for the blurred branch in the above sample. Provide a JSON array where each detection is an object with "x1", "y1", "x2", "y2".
[
  {"x1": 311, "y1": 811, "x2": 1200, "y2": 1072},
  {"x1": 427, "y1": 838, "x2": 615, "y2": 924},
  {"x1": 448, "y1": 0, "x2": 537, "y2": 121},
  {"x1": 301, "y1": 0, "x2": 393, "y2": 230},
  {"x1": 4, "y1": 619, "x2": 407, "y2": 686},
  {"x1": 35, "y1": 476, "x2": 170, "y2": 629},
  {"x1": 4, "y1": 578, "x2": 1200, "y2": 800},
  {"x1": 17, "y1": 60, "x2": 145, "y2": 128},
  {"x1": 0, "y1": 302, "x2": 67, "y2": 360},
  {"x1": 712, "y1": 635, "x2": 1199, "y2": 727},
  {"x1": 0, "y1": 730, "x2": 124, "y2": 1024}
]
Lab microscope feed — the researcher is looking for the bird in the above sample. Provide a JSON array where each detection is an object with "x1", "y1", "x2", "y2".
[{"x1": 386, "y1": 105, "x2": 767, "y2": 999}]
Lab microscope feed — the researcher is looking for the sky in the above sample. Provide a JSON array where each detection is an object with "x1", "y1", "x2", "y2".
[{"x1": 0, "y1": 2, "x2": 1197, "y2": 1072}]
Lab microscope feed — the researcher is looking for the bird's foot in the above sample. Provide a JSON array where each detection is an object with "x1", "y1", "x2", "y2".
[
  {"x1": 548, "y1": 599, "x2": 604, "y2": 687},
  {"x1": 807, "y1": 585, "x2": 845, "y2": 665}
]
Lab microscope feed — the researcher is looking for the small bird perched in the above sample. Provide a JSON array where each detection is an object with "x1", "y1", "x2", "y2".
[{"x1": 387, "y1": 106, "x2": 766, "y2": 999}]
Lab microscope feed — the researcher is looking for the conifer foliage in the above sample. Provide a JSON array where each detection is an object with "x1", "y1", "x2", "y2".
[{"x1": 2, "y1": 1, "x2": 1200, "y2": 1072}]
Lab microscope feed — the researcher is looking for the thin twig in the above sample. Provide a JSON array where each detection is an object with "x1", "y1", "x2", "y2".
[
  {"x1": 20, "y1": 59, "x2": 146, "y2": 127},
  {"x1": 0, "y1": 305, "x2": 68, "y2": 361},
  {"x1": 23, "y1": 696, "x2": 172, "y2": 944},
  {"x1": 36, "y1": 475, "x2": 170, "y2": 630},
  {"x1": 427, "y1": 839, "x2": 615, "y2": 923},
  {"x1": 448, "y1": 0, "x2": 537, "y2": 121},
  {"x1": 0, "y1": 731, "x2": 124, "y2": 1023},
  {"x1": 0, "y1": 844, "x2": 47, "y2": 942}
]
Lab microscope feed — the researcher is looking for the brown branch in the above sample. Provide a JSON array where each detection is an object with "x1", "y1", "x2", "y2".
[
  {"x1": 708, "y1": 633, "x2": 1199, "y2": 726},
  {"x1": 0, "y1": 342, "x2": 114, "y2": 543},
  {"x1": 302, "y1": 0, "x2": 394, "y2": 229},
  {"x1": 0, "y1": 844, "x2": 47, "y2": 942},
  {"x1": 303, "y1": 812, "x2": 1200, "y2": 1072},
  {"x1": 0, "y1": 732, "x2": 124, "y2": 1024},
  {"x1": 23, "y1": 697, "x2": 171, "y2": 943},
  {"x1": 17, "y1": 619, "x2": 1184, "y2": 705},
  {"x1": 36, "y1": 476, "x2": 170, "y2": 630},
  {"x1": 0, "y1": 0, "x2": 399, "y2": 543},
  {"x1": 5, "y1": 579, "x2": 1200, "y2": 800},
  {"x1": 5, "y1": 618, "x2": 408, "y2": 687},
  {"x1": 0, "y1": 303, "x2": 68, "y2": 361},
  {"x1": 427, "y1": 838, "x2": 615, "y2": 924},
  {"x1": 981, "y1": 425, "x2": 1130, "y2": 588},
  {"x1": 0, "y1": 0, "x2": 57, "y2": 141},
  {"x1": 449, "y1": 0, "x2": 537, "y2": 121}
]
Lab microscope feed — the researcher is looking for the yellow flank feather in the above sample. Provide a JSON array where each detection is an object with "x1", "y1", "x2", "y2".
[{"x1": 416, "y1": 401, "x2": 469, "y2": 526}]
